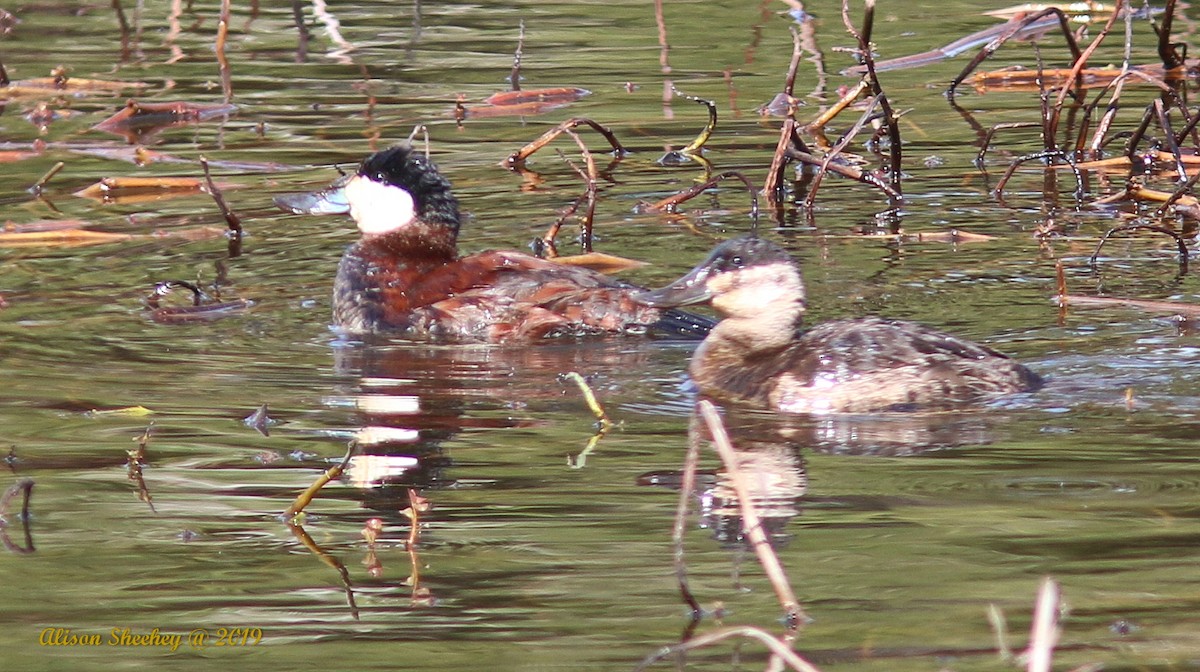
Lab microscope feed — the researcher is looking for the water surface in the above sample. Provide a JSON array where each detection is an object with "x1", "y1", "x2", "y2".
[{"x1": 1, "y1": 1, "x2": 1199, "y2": 670}]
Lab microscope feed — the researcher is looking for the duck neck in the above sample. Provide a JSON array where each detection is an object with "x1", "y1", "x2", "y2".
[
  {"x1": 362, "y1": 218, "x2": 458, "y2": 261},
  {"x1": 691, "y1": 280, "x2": 805, "y2": 380}
]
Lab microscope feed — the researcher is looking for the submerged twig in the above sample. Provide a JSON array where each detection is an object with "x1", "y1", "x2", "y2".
[
  {"x1": 635, "y1": 625, "x2": 822, "y2": 672},
  {"x1": 1026, "y1": 578, "x2": 1061, "y2": 672},
  {"x1": 287, "y1": 520, "x2": 360, "y2": 619},
  {"x1": 126, "y1": 424, "x2": 156, "y2": 513},
  {"x1": 0, "y1": 477, "x2": 34, "y2": 555},
  {"x1": 1089, "y1": 223, "x2": 1189, "y2": 267},
  {"x1": 697, "y1": 400, "x2": 806, "y2": 629},
  {"x1": 672, "y1": 413, "x2": 705, "y2": 620}
]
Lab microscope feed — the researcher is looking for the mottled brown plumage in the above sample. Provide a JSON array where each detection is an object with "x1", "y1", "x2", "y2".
[{"x1": 636, "y1": 236, "x2": 1042, "y2": 413}]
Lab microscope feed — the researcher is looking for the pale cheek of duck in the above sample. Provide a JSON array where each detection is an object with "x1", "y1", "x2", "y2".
[{"x1": 344, "y1": 175, "x2": 417, "y2": 237}]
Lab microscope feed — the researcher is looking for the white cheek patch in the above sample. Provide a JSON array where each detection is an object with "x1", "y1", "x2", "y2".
[{"x1": 344, "y1": 175, "x2": 416, "y2": 237}]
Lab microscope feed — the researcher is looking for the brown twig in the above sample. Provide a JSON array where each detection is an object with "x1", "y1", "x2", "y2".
[
  {"x1": 282, "y1": 443, "x2": 357, "y2": 519},
  {"x1": 1045, "y1": 0, "x2": 1124, "y2": 147},
  {"x1": 642, "y1": 171, "x2": 759, "y2": 224},
  {"x1": 199, "y1": 155, "x2": 244, "y2": 257},
  {"x1": 946, "y1": 9, "x2": 1081, "y2": 98},
  {"x1": 126, "y1": 424, "x2": 156, "y2": 513},
  {"x1": 992, "y1": 149, "x2": 1080, "y2": 199},
  {"x1": 784, "y1": 145, "x2": 902, "y2": 201},
  {"x1": 502, "y1": 118, "x2": 626, "y2": 169},
  {"x1": 841, "y1": 0, "x2": 902, "y2": 203},
  {"x1": 805, "y1": 95, "x2": 879, "y2": 209}
]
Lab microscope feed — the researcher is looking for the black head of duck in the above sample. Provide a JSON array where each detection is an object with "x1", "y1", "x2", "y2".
[{"x1": 277, "y1": 144, "x2": 713, "y2": 342}]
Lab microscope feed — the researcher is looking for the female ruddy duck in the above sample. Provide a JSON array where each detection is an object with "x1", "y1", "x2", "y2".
[
  {"x1": 635, "y1": 236, "x2": 1042, "y2": 413},
  {"x1": 277, "y1": 144, "x2": 713, "y2": 342}
]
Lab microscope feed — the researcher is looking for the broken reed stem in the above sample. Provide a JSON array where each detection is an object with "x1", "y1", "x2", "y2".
[
  {"x1": 805, "y1": 79, "x2": 869, "y2": 133},
  {"x1": 283, "y1": 443, "x2": 357, "y2": 519},
  {"x1": 634, "y1": 625, "x2": 822, "y2": 672},
  {"x1": 673, "y1": 88, "x2": 717, "y2": 155},
  {"x1": 555, "y1": 132, "x2": 599, "y2": 251},
  {"x1": 405, "y1": 488, "x2": 423, "y2": 550},
  {"x1": 697, "y1": 400, "x2": 806, "y2": 629},
  {"x1": 502, "y1": 117, "x2": 626, "y2": 168},
  {"x1": 126, "y1": 424, "x2": 156, "y2": 513},
  {"x1": 509, "y1": 20, "x2": 525, "y2": 91},
  {"x1": 1154, "y1": 0, "x2": 1184, "y2": 69},
  {"x1": 987, "y1": 603, "x2": 1013, "y2": 661},
  {"x1": 1152, "y1": 98, "x2": 1187, "y2": 181},
  {"x1": 991, "y1": 150, "x2": 1079, "y2": 199},
  {"x1": 562, "y1": 372, "x2": 613, "y2": 430},
  {"x1": 975, "y1": 122, "x2": 1041, "y2": 166},
  {"x1": 28, "y1": 161, "x2": 65, "y2": 195},
  {"x1": 199, "y1": 156, "x2": 244, "y2": 237},
  {"x1": 805, "y1": 96, "x2": 879, "y2": 209},
  {"x1": 1026, "y1": 577, "x2": 1061, "y2": 672},
  {"x1": 216, "y1": 0, "x2": 233, "y2": 104},
  {"x1": 764, "y1": 115, "x2": 798, "y2": 201},
  {"x1": 1054, "y1": 260, "x2": 1067, "y2": 305},
  {"x1": 782, "y1": 25, "x2": 803, "y2": 100}
]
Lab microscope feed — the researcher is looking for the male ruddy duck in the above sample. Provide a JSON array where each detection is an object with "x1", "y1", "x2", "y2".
[
  {"x1": 635, "y1": 236, "x2": 1043, "y2": 413},
  {"x1": 277, "y1": 144, "x2": 713, "y2": 342}
]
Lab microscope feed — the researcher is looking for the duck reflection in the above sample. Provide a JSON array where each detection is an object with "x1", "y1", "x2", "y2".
[
  {"x1": 328, "y1": 337, "x2": 681, "y2": 503},
  {"x1": 639, "y1": 404, "x2": 1004, "y2": 550},
  {"x1": 639, "y1": 408, "x2": 808, "y2": 549}
]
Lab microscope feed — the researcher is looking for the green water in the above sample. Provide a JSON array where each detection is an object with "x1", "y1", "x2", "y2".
[{"x1": 1, "y1": 0, "x2": 1199, "y2": 670}]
